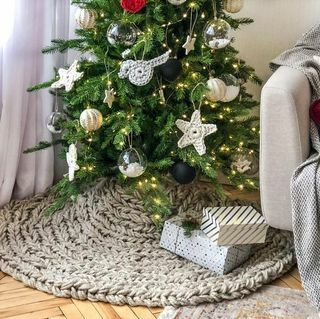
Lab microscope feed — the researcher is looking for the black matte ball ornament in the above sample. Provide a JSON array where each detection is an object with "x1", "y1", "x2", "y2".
[
  {"x1": 159, "y1": 59, "x2": 182, "y2": 82},
  {"x1": 170, "y1": 161, "x2": 196, "y2": 184}
]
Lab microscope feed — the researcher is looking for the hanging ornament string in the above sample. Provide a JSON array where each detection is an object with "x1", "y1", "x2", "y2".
[
  {"x1": 182, "y1": 8, "x2": 198, "y2": 55},
  {"x1": 190, "y1": 82, "x2": 207, "y2": 111},
  {"x1": 212, "y1": 0, "x2": 217, "y2": 19},
  {"x1": 103, "y1": 49, "x2": 117, "y2": 107},
  {"x1": 189, "y1": 8, "x2": 198, "y2": 38}
]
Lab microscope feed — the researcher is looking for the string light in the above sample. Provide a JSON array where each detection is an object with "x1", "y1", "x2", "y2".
[{"x1": 238, "y1": 184, "x2": 244, "y2": 191}]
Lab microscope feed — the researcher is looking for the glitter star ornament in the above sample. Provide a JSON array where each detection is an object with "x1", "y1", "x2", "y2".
[
  {"x1": 176, "y1": 110, "x2": 217, "y2": 156},
  {"x1": 182, "y1": 35, "x2": 196, "y2": 55},
  {"x1": 66, "y1": 144, "x2": 80, "y2": 182},
  {"x1": 51, "y1": 60, "x2": 84, "y2": 92},
  {"x1": 103, "y1": 88, "x2": 115, "y2": 108}
]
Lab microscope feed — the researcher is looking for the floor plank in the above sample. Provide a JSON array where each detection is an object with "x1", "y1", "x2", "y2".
[
  {"x1": 149, "y1": 307, "x2": 163, "y2": 314},
  {"x1": 0, "y1": 273, "x2": 5, "y2": 281},
  {"x1": 0, "y1": 292, "x2": 57, "y2": 310},
  {"x1": 0, "y1": 281, "x2": 26, "y2": 293},
  {"x1": 60, "y1": 303, "x2": 84, "y2": 319},
  {"x1": 111, "y1": 305, "x2": 139, "y2": 319},
  {"x1": 131, "y1": 306, "x2": 156, "y2": 319},
  {"x1": 280, "y1": 273, "x2": 303, "y2": 290},
  {"x1": 0, "y1": 298, "x2": 71, "y2": 319},
  {"x1": 5, "y1": 307, "x2": 63, "y2": 319},
  {"x1": 72, "y1": 299, "x2": 102, "y2": 319},
  {"x1": 0, "y1": 287, "x2": 45, "y2": 301},
  {"x1": 0, "y1": 276, "x2": 15, "y2": 284},
  {"x1": 93, "y1": 303, "x2": 121, "y2": 319}
]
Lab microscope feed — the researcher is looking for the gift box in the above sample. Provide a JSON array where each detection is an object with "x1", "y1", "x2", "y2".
[
  {"x1": 160, "y1": 217, "x2": 251, "y2": 275},
  {"x1": 201, "y1": 206, "x2": 269, "y2": 246}
]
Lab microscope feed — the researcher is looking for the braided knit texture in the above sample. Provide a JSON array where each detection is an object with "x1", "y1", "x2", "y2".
[{"x1": 0, "y1": 179, "x2": 295, "y2": 307}]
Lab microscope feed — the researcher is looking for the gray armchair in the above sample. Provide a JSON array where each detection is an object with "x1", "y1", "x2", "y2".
[{"x1": 260, "y1": 66, "x2": 311, "y2": 230}]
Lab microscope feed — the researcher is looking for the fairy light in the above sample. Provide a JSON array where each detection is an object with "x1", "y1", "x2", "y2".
[
  {"x1": 154, "y1": 198, "x2": 161, "y2": 205},
  {"x1": 185, "y1": 62, "x2": 190, "y2": 67},
  {"x1": 183, "y1": 13, "x2": 188, "y2": 18},
  {"x1": 192, "y1": 73, "x2": 197, "y2": 79},
  {"x1": 201, "y1": 12, "x2": 205, "y2": 18},
  {"x1": 88, "y1": 137, "x2": 93, "y2": 142},
  {"x1": 182, "y1": 114, "x2": 187, "y2": 118},
  {"x1": 238, "y1": 184, "x2": 244, "y2": 191},
  {"x1": 211, "y1": 103, "x2": 216, "y2": 109},
  {"x1": 154, "y1": 214, "x2": 161, "y2": 220}
]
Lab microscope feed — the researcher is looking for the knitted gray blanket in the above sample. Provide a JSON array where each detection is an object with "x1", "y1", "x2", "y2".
[{"x1": 270, "y1": 25, "x2": 320, "y2": 311}]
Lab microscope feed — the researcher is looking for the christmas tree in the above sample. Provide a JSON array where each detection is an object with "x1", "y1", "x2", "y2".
[{"x1": 27, "y1": 0, "x2": 261, "y2": 229}]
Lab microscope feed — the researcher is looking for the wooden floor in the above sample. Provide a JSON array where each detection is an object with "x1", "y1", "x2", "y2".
[
  {"x1": 0, "y1": 268, "x2": 303, "y2": 319},
  {"x1": 0, "y1": 188, "x2": 303, "y2": 319}
]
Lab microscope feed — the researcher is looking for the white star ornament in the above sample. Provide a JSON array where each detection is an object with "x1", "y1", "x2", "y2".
[
  {"x1": 182, "y1": 35, "x2": 196, "y2": 55},
  {"x1": 51, "y1": 60, "x2": 84, "y2": 92},
  {"x1": 175, "y1": 110, "x2": 217, "y2": 156}
]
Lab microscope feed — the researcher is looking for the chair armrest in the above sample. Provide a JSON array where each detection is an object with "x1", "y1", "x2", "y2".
[{"x1": 260, "y1": 66, "x2": 311, "y2": 230}]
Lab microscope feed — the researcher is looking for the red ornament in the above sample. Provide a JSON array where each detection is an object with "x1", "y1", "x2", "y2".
[
  {"x1": 310, "y1": 99, "x2": 320, "y2": 125},
  {"x1": 121, "y1": 0, "x2": 146, "y2": 13}
]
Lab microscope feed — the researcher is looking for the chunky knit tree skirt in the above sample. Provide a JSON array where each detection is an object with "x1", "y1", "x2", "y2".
[{"x1": 0, "y1": 179, "x2": 295, "y2": 307}]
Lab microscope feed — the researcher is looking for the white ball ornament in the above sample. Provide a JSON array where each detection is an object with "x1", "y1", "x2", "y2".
[
  {"x1": 168, "y1": 0, "x2": 187, "y2": 5},
  {"x1": 80, "y1": 108, "x2": 103, "y2": 132},
  {"x1": 224, "y1": 0, "x2": 244, "y2": 13},
  {"x1": 75, "y1": 8, "x2": 97, "y2": 29},
  {"x1": 206, "y1": 78, "x2": 227, "y2": 102},
  {"x1": 219, "y1": 74, "x2": 240, "y2": 102}
]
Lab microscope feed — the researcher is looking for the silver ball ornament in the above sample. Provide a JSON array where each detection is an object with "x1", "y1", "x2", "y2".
[
  {"x1": 80, "y1": 108, "x2": 103, "y2": 132},
  {"x1": 107, "y1": 23, "x2": 137, "y2": 47},
  {"x1": 203, "y1": 19, "x2": 232, "y2": 49},
  {"x1": 75, "y1": 8, "x2": 97, "y2": 29},
  {"x1": 118, "y1": 148, "x2": 147, "y2": 178}
]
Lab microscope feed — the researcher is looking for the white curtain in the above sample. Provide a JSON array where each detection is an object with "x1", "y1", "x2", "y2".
[{"x1": 0, "y1": 0, "x2": 71, "y2": 206}]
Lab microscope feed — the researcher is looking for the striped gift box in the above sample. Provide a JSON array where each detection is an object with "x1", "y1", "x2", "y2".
[
  {"x1": 201, "y1": 206, "x2": 269, "y2": 246},
  {"x1": 160, "y1": 216, "x2": 251, "y2": 275}
]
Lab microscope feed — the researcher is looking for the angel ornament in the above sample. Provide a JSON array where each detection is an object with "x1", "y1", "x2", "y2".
[
  {"x1": 118, "y1": 51, "x2": 170, "y2": 86},
  {"x1": 66, "y1": 144, "x2": 80, "y2": 181}
]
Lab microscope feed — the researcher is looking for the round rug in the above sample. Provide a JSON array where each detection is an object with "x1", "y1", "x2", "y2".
[{"x1": 0, "y1": 179, "x2": 295, "y2": 307}]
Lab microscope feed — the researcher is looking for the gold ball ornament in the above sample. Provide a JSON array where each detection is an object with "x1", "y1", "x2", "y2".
[
  {"x1": 80, "y1": 108, "x2": 103, "y2": 132},
  {"x1": 224, "y1": 0, "x2": 244, "y2": 13},
  {"x1": 206, "y1": 78, "x2": 227, "y2": 102},
  {"x1": 75, "y1": 8, "x2": 97, "y2": 29}
]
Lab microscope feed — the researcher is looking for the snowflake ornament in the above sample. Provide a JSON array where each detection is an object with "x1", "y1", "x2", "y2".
[
  {"x1": 66, "y1": 144, "x2": 80, "y2": 181},
  {"x1": 176, "y1": 110, "x2": 217, "y2": 156},
  {"x1": 232, "y1": 155, "x2": 252, "y2": 174},
  {"x1": 51, "y1": 60, "x2": 84, "y2": 92},
  {"x1": 182, "y1": 35, "x2": 196, "y2": 55}
]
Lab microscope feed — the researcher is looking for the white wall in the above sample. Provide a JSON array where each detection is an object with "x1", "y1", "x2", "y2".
[{"x1": 234, "y1": 0, "x2": 320, "y2": 99}]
